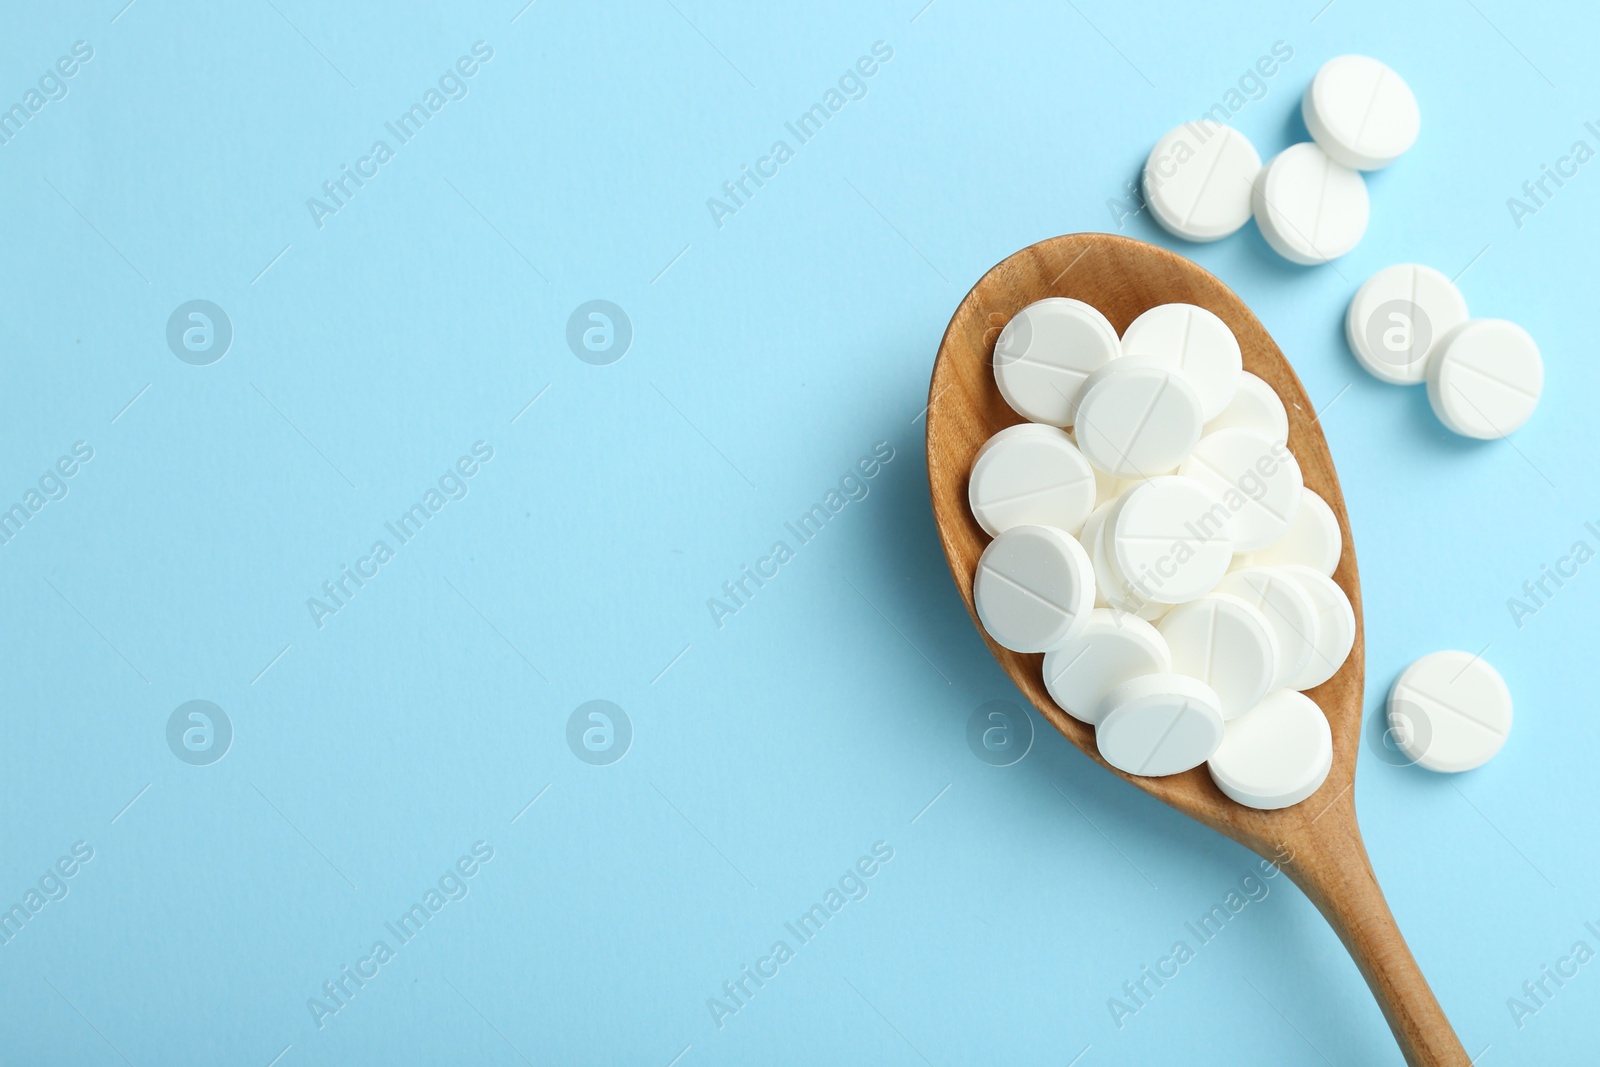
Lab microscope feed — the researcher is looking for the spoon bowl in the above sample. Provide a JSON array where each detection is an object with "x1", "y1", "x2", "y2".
[{"x1": 927, "y1": 232, "x2": 1468, "y2": 1066}]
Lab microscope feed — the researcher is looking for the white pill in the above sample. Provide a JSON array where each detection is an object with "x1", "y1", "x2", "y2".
[
  {"x1": 1157, "y1": 594, "x2": 1278, "y2": 719},
  {"x1": 1109, "y1": 476, "x2": 1234, "y2": 605},
  {"x1": 1206, "y1": 372, "x2": 1289, "y2": 442},
  {"x1": 1426, "y1": 319, "x2": 1544, "y2": 439},
  {"x1": 993, "y1": 298, "x2": 1121, "y2": 426},
  {"x1": 1235, "y1": 487, "x2": 1341, "y2": 577},
  {"x1": 1087, "y1": 498, "x2": 1169, "y2": 621},
  {"x1": 968, "y1": 424, "x2": 1097, "y2": 538},
  {"x1": 1142, "y1": 123, "x2": 1262, "y2": 242},
  {"x1": 974, "y1": 525, "x2": 1095, "y2": 653},
  {"x1": 1044, "y1": 609, "x2": 1171, "y2": 724},
  {"x1": 1388, "y1": 651, "x2": 1512, "y2": 773},
  {"x1": 1213, "y1": 567, "x2": 1319, "y2": 690},
  {"x1": 1179, "y1": 428, "x2": 1302, "y2": 552},
  {"x1": 1073, "y1": 357, "x2": 1205, "y2": 478},
  {"x1": 1277, "y1": 565, "x2": 1356, "y2": 691},
  {"x1": 1120, "y1": 304, "x2": 1242, "y2": 421},
  {"x1": 1303, "y1": 55, "x2": 1420, "y2": 171},
  {"x1": 1096, "y1": 674, "x2": 1225, "y2": 776},
  {"x1": 1345, "y1": 264, "x2": 1469, "y2": 385},
  {"x1": 1253, "y1": 143, "x2": 1369, "y2": 265},
  {"x1": 1207, "y1": 690, "x2": 1333, "y2": 809}
]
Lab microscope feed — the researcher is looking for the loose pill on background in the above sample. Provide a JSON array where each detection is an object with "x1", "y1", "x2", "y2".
[
  {"x1": 1345, "y1": 264, "x2": 1469, "y2": 385},
  {"x1": 1253, "y1": 142, "x2": 1370, "y2": 265},
  {"x1": 1073, "y1": 356, "x2": 1206, "y2": 478},
  {"x1": 1206, "y1": 371, "x2": 1289, "y2": 442},
  {"x1": 1044, "y1": 609, "x2": 1171, "y2": 724},
  {"x1": 1426, "y1": 319, "x2": 1544, "y2": 439},
  {"x1": 1278, "y1": 564, "x2": 1357, "y2": 691},
  {"x1": 1096, "y1": 674, "x2": 1226, "y2": 776},
  {"x1": 1157, "y1": 594, "x2": 1279, "y2": 719},
  {"x1": 1214, "y1": 566, "x2": 1320, "y2": 690},
  {"x1": 1302, "y1": 55, "x2": 1421, "y2": 171},
  {"x1": 1142, "y1": 123, "x2": 1262, "y2": 242},
  {"x1": 993, "y1": 297, "x2": 1121, "y2": 426},
  {"x1": 1207, "y1": 690, "x2": 1334, "y2": 809},
  {"x1": 1235, "y1": 487, "x2": 1341, "y2": 577},
  {"x1": 968, "y1": 424, "x2": 1097, "y2": 538},
  {"x1": 1388, "y1": 651, "x2": 1513, "y2": 773},
  {"x1": 1109, "y1": 475, "x2": 1234, "y2": 604},
  {"x1": 1179, "y1": 427, "x2": 1303, "y2": 552},
  {"x1": 974, "y1": 525, "x2": 1096, "y2": 653},
  {"x1": 1120, "y1": 303, "x2": 1243, "y2": 420}
]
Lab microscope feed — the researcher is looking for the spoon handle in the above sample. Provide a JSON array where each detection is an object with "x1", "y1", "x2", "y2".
[{"x1": 1277, "y1": 800, "x2": 1469, "y2": 1066}]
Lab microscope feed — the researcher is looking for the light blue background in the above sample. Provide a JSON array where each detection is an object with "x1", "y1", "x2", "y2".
[{"x1": 2, "y1": 0, "x2": 1595, "y2": 1063}]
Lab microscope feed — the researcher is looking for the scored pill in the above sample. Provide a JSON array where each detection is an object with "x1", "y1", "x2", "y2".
[
  {"x1": 1120, "y1": 303, "x2": 1243, "y2": 421},
  {"x1": 1425, "y1": 319, "x2": 1543, "y2": 439},
  {"x1": 1043, "y1": 609, "x2": 1171, "y2": 724},
  {"x1": 1096, "y1": 674, "x2": 1226, "y2": 776},
  {"x1": 1142, "y1": 123, "x2": 1262, "y2": 242},
  {"x1": 1110, "y1": 475, "x2": 1234, "y2": 605},
  {"x1": 968, "y1": 424, "x2": 1097, "y2": 538},
  {"x1": 973, "y1": 525, "x2": 1096, "y2": 653},
  {"x1": 1072, "y1": 357, "x2": 1206, "y2": 479},
  {"x1": 1158, "y1": 594, "x2": 1279, "y2": 719},
  {"x1": 1302, "y1": 55, "x2": 1421, "y2": 171},
  {"x1": 1253, "y1": 142, "x2": 1370, "y2": 265},
  {"x1": 993, "y1": 298, "x2": 1121, "y2": 427},
  {"x1": 1387, "y1": 651, "x2": 1512, "y2": 773}
]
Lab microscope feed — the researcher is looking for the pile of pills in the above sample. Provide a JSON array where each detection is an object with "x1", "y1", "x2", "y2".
[
  {"x1": 1143, "y1": 55, "x2": 1419, "y2": 265},
  {"x1": 1346, "y1": 264, "x2": 1544, "y2": 438},
  {"x1": 974, "y1": 297, "x2": 1357, "y2": 809}
]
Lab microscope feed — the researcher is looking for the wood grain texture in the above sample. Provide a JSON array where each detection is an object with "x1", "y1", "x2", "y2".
[{"x1": 927, "y1": 233, "x2": 1467, "y2": 1066}]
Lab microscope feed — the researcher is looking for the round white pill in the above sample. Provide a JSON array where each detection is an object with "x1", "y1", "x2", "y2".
[
  {"x1": 1235, "y1": 487, "x2": 1341, "y2": 577},
  {"x1": 1214, "y1": 567, "x2": 1319, "y2": 690},
  {"x1": 993, "y1": 298, "x2": 1121, "y2": 427},
  {"x1": 1207, "y1": 689, "x2": 1333, "y2": 809},
  {"x1": 1088, "y1": 499, "x2": 1169, "y2": 621},
  {"x1": 1345, "y1": 264, "x2": 1469, "y2": 385},
  {"x1": 974, "y1": 525, "x2": 1095, "y2": 653},
  {"x1": 1388, "y1": 651, "x2": 1512, "y2": 773},
  {"x1": 1179, "y1": 428, "x2": 1302, "y2": 552},
  {"x1": 1119, "y1": 303, "x2": 1242, "y2": 421},
  {"x1": 1096, "y1": 674, "x2": 1226, "y2": 776},
  {"x1": 1302, "y1": 55, "x2": 1420, "y2": 171},
  {"x1": 1253, "y1": 143, "x2": 1369, "y2": 265},
  {"x1": 1142, "y1": 123, "x2": 1262, "y2": 242},
  {"x1": 1073, "y1": 357, "x2": 1205, "y2": 478},
  {"x1": 1277, "y1": 565, "x2": 1356, "y2": 691},
  {"x1": 1426, "y1": 319, "x2": 1544, "y2": 439},
  {"x1": 1044, "y1": 609, "x2": 1171, "y2": 724},
  {"x1": 968, "y1": 424, "x2": 1097, "y2": 538},
  {"x1": 1109, "y1": 476, "x2": 1234, "y2": 605},
  {"x1": 1157, "y1": 594, "x2": 1278, "y2": 719},
  {"x1": 1206, "y1": 372, "x2": 1289, "y2": 442}
]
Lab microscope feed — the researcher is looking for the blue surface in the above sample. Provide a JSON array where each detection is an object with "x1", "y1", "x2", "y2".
[{"x1": 2, "y1": 1, "x2": 1595, "y2": 1063}]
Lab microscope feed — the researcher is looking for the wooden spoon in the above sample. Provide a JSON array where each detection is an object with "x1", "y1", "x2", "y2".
[{"x1": 927, "y1": 232, "x2": 1468, "y2": 1066}]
